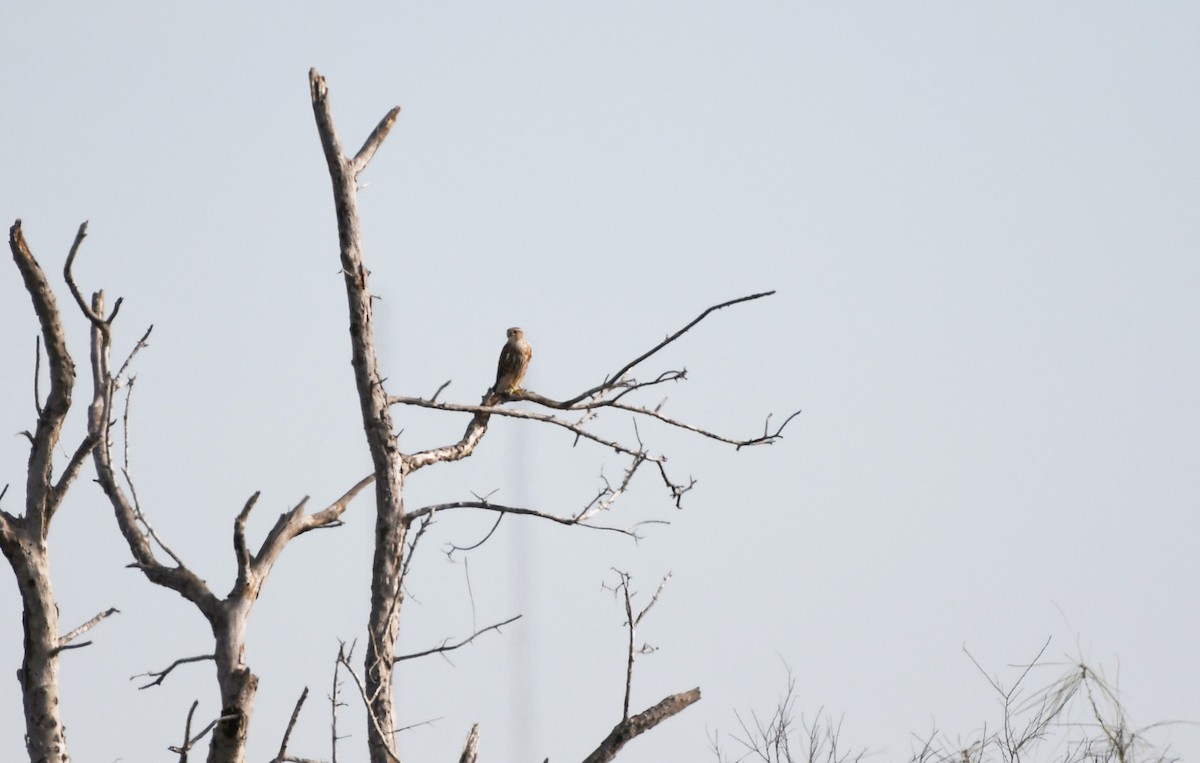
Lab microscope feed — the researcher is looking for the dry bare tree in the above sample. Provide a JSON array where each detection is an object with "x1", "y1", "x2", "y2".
[
  {"x1": 4, "y1": 65, "x2": 794, "y2": 763},
  {"x1": 5, "y1": 218, "x2": 373, "y2": 763},
  {"x1": 309, "y1": 68, "x2": 796, "y2": 763},
  {"x1": 75, "y1": 251, "x2": 374, "y2": 763},
  {"x1": 1, "y1": 221, "x2": 118, "y2": 763}
]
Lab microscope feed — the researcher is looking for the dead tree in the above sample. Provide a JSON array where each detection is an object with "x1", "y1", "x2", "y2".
[
  {"x1": 2, "y1": 220, "x2": 117, "y2": 763},
  {"x1": 309, "y1": 69, "x2": 796, "y2": 763},
  {"x1": 34, "y1": 223, "x2": 373, "y2": 763}
]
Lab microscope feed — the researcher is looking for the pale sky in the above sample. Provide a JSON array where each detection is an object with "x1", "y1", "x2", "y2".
[{"x1": 2, "y1": 4, "x2": 1198, "y2": 762}]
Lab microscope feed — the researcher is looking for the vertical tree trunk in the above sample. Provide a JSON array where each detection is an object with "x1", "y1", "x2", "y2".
[
  {"x1": 206, "y1": 603, "x2": 256, "y2": 763},
  {"x1": 309, "y1": 69, "x2": 405, "y2": 763},
  {"x1": 5, "y1": 543, "x2": 69, "y2": 763},
  {"x1": 5, "y1": 219, "x2": 84, "y2": 763}
]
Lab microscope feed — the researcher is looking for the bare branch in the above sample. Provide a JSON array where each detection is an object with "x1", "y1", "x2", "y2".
[
  {"x1": 133, "y1": 654, "x2": 215, "y2": 690},
  {"x1": 9, "y1": 219, "x2": 78, "y2": 540},
  {"x1": 565, "y1": 291, "x2": 775, "y2": 407},
  {"x1": 430, "y1": 379, "x2": 452, "y2": 403},
  {"x1": 521, "y1": 389, "x2": 800, "y2": 449},
  {"x1": 57, "y1": 606, "x2": 119, "y2": 648},
  {"x1": 61, "y1": 220, "x2": 103, "y2": 325},
  {"x1": 6, "y1": 219, "x2": 89, "y2": 760},
  {"x1": 351, "y1": 106, "x2": 402, "y2": 176},
  {"x1": 335, "y1": 643, "x2": 402, "y2": 763},
  {"x1": 619, "y1": 574, "x2": 635, "y2": 721},
  {"x1": 394, "y1": 397, "x2": 665, "y2": 466},
  {"x1": 581, "y1": 688, "x2": 702, "y2": 763},
  {"x1": 311, "y1": 69, "x2": 408, "y2": 762},
  {"x1": 87, "y1": 291, "x2": 218, "y2": 615},
  {"x1": 576, "y1": 454, "x2": 646, "y2": 522},
  {"x1": 32, "y1": 335, "x2": 42, "y2": 417},
  {"x1": 242, "y1": 474, "x2": 374, "y2": 600},
  {"x1": 445, "y1": 512, "x2": 505, "y2": 556},
  {"x1": 174, "y1": 700, "x2": 199, "y2": 763},
  {"x1": 398, "y1": 512, "x2": 434, "y2": 594},
  {"x1": 606, "y1": 570, "x2": 673, "y2": 725},
  {"x1": 635, "y1": 573, "x2": 671, "y2": 627},
  {"x1": 395, "y1": 614, "x2": 522, "y2": 663},
  {"x1": 232, "y1": 491, "x2": 261, "y2": 596},
  {"x1": 48, "y1": 430, "x2": 99, "y2": 519},
  {"x1": 113, "y1": 323, "x2": 154, "y2": 384},
  {"x1": 400, "y1": 399, "x2": 493, "y2": 472},
  {"x1": 459, "y1": 723, "x2": 480, "y2": 763},
  {"x1": 407, "y1": 500, "x2": 656, "y2": 540},
  {"x1": 330, "y1": 644, "x2": 348, "y2": 763},
  {"x1": 272, "y1": 687, "x2": 310, "y2": 763},
  {"x1": 119, "y1": 377, "x2": 186, "y2": 568},
  {"x1": 169, "y1": 704, "x2": 235, "y2": 762}
]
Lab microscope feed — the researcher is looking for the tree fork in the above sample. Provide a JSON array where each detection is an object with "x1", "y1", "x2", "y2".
[{"x1": 309, "y1": 68, "x2": 406, "y2": 763}]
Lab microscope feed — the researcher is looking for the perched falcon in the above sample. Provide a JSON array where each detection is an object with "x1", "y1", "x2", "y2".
[{"x1": 493, "y1": 327, "x2": 532, "y2": 397}]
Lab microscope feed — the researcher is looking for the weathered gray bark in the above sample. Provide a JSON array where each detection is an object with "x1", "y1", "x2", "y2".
[
  {"x1": 309, "y1": 68, "x2": 406, "y2": 763},
  {"x1": 2, "y1": 220, "x2": 103, "y2": 763},
  {"x1": 580, "y1": 689, "x2": 701, "y2": 763}
]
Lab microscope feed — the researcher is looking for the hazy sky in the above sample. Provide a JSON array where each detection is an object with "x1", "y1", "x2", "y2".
[{"x1": 2, "y1": 4, "x2": 1198, "y2": 762}]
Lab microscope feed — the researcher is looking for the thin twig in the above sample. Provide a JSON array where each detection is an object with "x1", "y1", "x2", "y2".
[
  {"x1": 32, "y1": 336, "x2": 42, "y2": 417},
  {"x1": 395, "y1": 399, "x2": 667, "y2": 464},
  {"x1": 330, "y1": 643, "x2": 348, "y2": 763},
  {"x1": 565, "y1": 291, "x2": 776, "y2": 407},
  {"x1": 335, "y1": 644, "x2": 402, "y2": 763},
  {"x1": 132, "y1": 654, "x2": 215, "y2": 690},
  {"x1": 407, "y1": 500, "x2": 657, "y2": 539},
  {"x1": 394, "y1": 615, "x2": 522, "y2": 663}
]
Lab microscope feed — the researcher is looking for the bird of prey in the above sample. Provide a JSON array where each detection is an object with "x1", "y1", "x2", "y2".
[{"x1": 492, "y1": 326, "x2": 532, "y2": 398}]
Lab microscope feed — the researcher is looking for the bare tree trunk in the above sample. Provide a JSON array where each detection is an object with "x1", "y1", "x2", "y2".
[
  {"x1": 5, "y1": 544, "x2": 68, "y2": 763},
  {"x1": 308, "y1": 68, "x2": 405, "y2": 763},
  {"x1": 2, "y1": 219, "x2": 101, "y2": 763},
  {"x1": 203, "y1": 602, "x2": 254, "y2": 763}
]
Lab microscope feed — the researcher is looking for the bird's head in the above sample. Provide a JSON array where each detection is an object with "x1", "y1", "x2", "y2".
[{"x1": 507, "y1": 327, "x2": 524, "y2": 340}]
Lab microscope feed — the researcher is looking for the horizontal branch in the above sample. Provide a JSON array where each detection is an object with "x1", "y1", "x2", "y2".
[
  {"x1": 133, "y1": 653, "x2": 215, "y2": 690},
  {"x1": 406, "y1": 501, "x2": 658, "y2": 539},
  {"x1": 394, "y1": 614, "x2": 522, "y2": 663},
  {"x1": 521, "y1": 389, "x2": 801, "y2": 449},
  {"x1": 391, "y1": 398, "x2": 665, "y2": 464}
]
